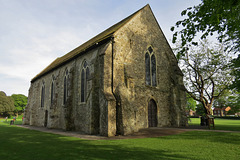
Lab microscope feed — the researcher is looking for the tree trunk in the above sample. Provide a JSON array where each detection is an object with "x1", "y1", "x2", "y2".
[{"x1": 203, "y1": 103, "x2": 212, "y2": 115}]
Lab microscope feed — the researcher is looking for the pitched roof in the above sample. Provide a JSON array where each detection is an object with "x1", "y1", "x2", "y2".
[{"x1": 31, "y1": 4, "x2": 150, "y2": 82}]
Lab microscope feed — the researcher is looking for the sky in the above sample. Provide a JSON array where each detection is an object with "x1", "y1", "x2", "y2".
[{"x1": 0, "y1": 0, "x2": 201, "y2": 96}]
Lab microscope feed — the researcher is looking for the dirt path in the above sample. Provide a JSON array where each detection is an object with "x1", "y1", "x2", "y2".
[{"x1": 16, "y1": 124, "x2": 239, "y2": 140}]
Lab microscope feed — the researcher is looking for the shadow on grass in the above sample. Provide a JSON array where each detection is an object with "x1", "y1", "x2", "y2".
[
  {"x1": 160, "y1": 130, "x2": 240, "y2": 145},
  {"x1": 0, "y1": 124, "x2": 195, "y2": 160}
]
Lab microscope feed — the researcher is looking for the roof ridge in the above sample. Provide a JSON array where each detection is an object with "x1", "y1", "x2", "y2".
[{"x1": 31, "y1": 4, "x2": 149, "y2": 82}]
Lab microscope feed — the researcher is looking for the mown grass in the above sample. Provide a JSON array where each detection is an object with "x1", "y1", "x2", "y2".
[
  {"x1": 189, "y1": 118, "x2": 240, "y2": 131},
  {"x1": 1, "y1": 115, "x2": 23, "y2": 125},
  {"x1": 0, "y1": 119, "x2": 240, "y2": 160}
]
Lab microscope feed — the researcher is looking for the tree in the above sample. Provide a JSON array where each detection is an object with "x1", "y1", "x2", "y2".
[
  {"x1": 226, "y1": 93, "x2": 240, "y2": 115},
  {"x1": 171, "y1": 0, "x2": 240, "y2": 91},
  {"x1": 186, "y1": 93, "x2": 197, "y2": 112},
  {"x1": 178, "y1": 40, "x2": 233, "y2": 115},
  {"x1": 0, "y1": 91, "x2": 15, "y2": 116},
  {"x1": 213, "y1": 90, "x2": 240, "y2": 115},
  {"x1": 231, "y1": 55, "x2": 240, "y2": 92},
  {"x1": 196, "y1": 103, "x2": 206, "y2": 116},
  {"x1": 11, "y1": 94, "x2": 28, "y2": 114},
  {"x1": 213, "y1": 90, "x2": 231, "y2": 108},
  {"x1": 172, "y1": 0, "x2": 240, "y2": 54}
]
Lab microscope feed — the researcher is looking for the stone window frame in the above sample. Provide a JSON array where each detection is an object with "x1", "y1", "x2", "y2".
[
  {"x1": 145, "y1": 46, "x2": 157, "y2": 87},
  {"x1": 40, "y1": 81, "x2": 45, "y2": 108},
  {"x1": 63, "y1": 69, "x2": 69, "y2": 105},
  {"x1": 80, "y1": 60, "x2": 90, "y2": 103}
]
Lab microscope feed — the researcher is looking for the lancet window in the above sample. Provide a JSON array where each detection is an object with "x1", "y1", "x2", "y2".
[
  {"x1": 145, "y1": 46, "x2": 157, "y2": 86},
  {"x1": 41, "y1": 82, "x2": 45, "y2": 108},
  {"x1": 63, "y1": 70, "x2": 69, "y2": 105},
  {"x1": 81, "y1": 61, "x2": 90, "y2": 103}
]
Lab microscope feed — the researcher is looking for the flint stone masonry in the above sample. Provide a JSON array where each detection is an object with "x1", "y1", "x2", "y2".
[{"x1": 24, "y1": 4, "x2": 187, "y2": 137}]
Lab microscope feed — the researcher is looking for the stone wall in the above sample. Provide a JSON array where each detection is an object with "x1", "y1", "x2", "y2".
[
  {"x1": 24, "y1": 43, "x2": 112, "y2": 135},
  {"x1": 106, "y1": 5, "x2": 187, "y2": 135}
]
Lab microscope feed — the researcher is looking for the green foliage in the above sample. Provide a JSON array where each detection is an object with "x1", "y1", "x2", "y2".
[
  {"x1": 186, "y1": 94, "x2": 197, "y2": 111},
  {"x1": 213, "y1": 90, "x2": 231, "y2": 108},
  {"x1": 196, "y1": 104, "x2": 206, "y2": 116},
  {"x1": 226, "y1": 93, "x2": 240, "y2": 115},
  {"x1": 231, "y1": 55, "x2": 240, "y2": 91},
  {"x1": 0, "y1": 91, "x2": 15, "y2": 114},
  {"x1": 172, "y1": 0, "x2": 240, "y2": 92},
  {"x1": 172, "y1": 0, "x2": 240, "y2": 54},
  {"x1": 11, "y1": 94, "x2": 27, "y2": 113},
  {"x1": 213, "y1": 90, "x2": 240, "y2": 114}
]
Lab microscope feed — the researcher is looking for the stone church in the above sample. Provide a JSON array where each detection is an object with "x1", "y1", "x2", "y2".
[{"x1": 23, "y1": 4, "x2": 187, "y2": 137}]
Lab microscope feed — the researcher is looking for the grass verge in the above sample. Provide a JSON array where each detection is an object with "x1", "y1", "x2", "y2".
[
  {"x1": 0, "y1": 119, "x2": 240, "y2": 160},
  {"x1": 189, "y1": 118, "x2": 240, "y2": 131}
]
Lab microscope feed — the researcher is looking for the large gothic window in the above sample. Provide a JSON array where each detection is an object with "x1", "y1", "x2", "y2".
[
  {"x1": 63, "y1": 70, "x2": 69, "y2": 105},
  {"x1": 145, "y1": 46, "x2": 157, "y2": 86},
  {"x1": 81, "y1": 61, "x2": 90, "y2": 103},
  {"x1": 41, "y1": 82, "x2": 45, "y2": 108}
]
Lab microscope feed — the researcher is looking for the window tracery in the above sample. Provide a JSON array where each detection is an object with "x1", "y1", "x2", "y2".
[{"x1": 145, "y1": 46, "x2": 157, "y2": 86}]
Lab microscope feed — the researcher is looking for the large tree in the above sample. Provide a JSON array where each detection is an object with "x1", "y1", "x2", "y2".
[
  {"x1": 0, "y1": 91, "x2": 15, "y2": 115},
  {"x1": 171, "y1": 0, "x2": 240, "y2": 90},
  {"x1": 178, "y1": 40, "x2": 233, "y2": 115},
  {"x1": 11, "y1": 94, "x2": 28, "y2": 114}
]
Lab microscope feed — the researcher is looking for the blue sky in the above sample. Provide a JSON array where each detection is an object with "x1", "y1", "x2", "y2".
[{"x1": 0, "y1": 0, "x2": 200, "y2": 96}]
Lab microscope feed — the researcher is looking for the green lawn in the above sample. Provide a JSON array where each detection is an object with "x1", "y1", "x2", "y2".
[
  {"x1": 0, "y1": 119, "x2": 239, "y2": 160},
  {"x1": 2, "y1": 115, "x2": 24, "y2": 125},
  {"x1": 189, "y1": 118, "x2": 240, "y2": 131}
]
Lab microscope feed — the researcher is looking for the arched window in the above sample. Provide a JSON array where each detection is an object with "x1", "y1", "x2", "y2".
[
  {"x1": 63, "y1": 70, "x2": 69, "y2": 105},
  {"x1": 50, "y1": 76, "x2": 54, "y2": 105},
  {"x1": 145, "y1": 46, "x2": 157, "y2": 86},
  {"x1": 41, "y1": 82, "x2": 45, "y2": 108},
  {"x1": 145, "y1": 53, "x2": 151, "y2": 85},
  {"x1": 81, "y1": 61, "x2": 90, "y2": 103}
]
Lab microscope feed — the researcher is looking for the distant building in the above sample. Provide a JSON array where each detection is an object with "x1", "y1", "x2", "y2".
[
  {"x1": 23, "y1": 5, "x2": 187, "y2": 137},
  {"x1": 213, "y1": 107, "x2": 231, "y2": 117}
]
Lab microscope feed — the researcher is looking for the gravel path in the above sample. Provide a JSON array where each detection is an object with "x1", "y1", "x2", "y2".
[{"x1": 16, "y1": 124, "x2": 239, "y2": 140}]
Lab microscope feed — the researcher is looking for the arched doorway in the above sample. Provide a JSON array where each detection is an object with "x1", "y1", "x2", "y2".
[
  {"x1": 148, "y1": 99, "x2": 157, "y2": 127},
  {"x1": 44, "y1": 110, "x2": 48, "y2": 127}
]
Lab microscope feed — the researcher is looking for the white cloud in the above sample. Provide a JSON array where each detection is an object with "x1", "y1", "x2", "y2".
[{"x1": 0, "y1": 0, "x2": 201, "y2": 96}]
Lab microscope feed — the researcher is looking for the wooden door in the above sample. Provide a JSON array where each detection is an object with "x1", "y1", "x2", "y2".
[{"x1": 148, "y1": 99, "x2": 157, "y2": 127}]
